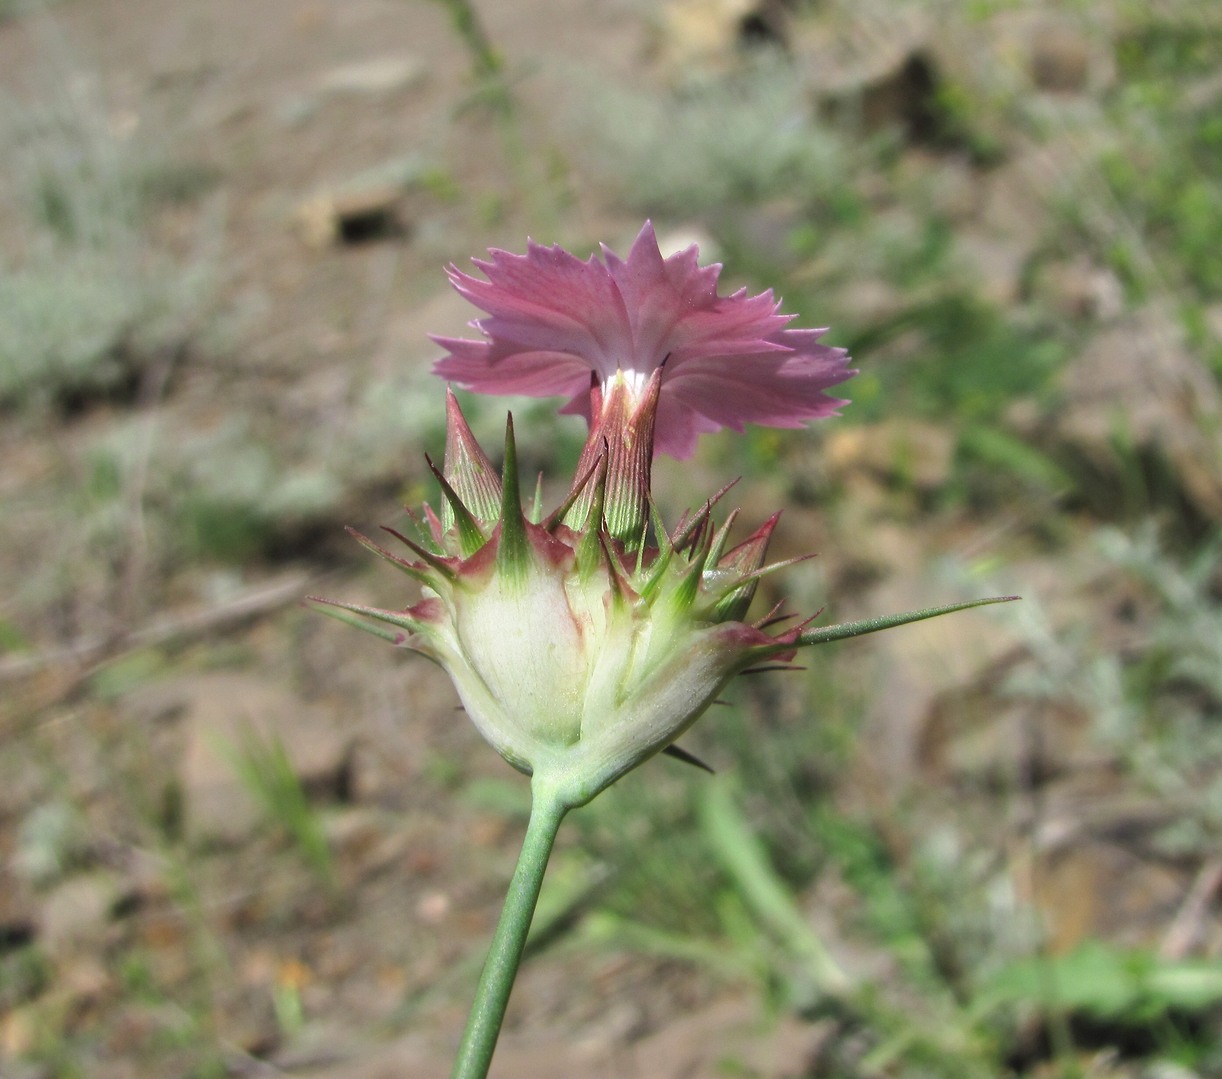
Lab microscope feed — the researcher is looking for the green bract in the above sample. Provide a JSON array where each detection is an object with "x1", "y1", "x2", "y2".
[
  {"x1": 311, "y1": 391, "x2": 807, "y2": 808},
  {"x1": 311, "y1": 389, "x2": 1014, "y2": 809}
]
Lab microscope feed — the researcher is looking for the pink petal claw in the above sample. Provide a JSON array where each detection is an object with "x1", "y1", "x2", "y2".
[{"x1": 433, "y1": 222, "x2": 855, "y2": 458}]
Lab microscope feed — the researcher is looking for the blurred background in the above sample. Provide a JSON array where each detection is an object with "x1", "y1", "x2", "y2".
[{"x1": 2, "y1": 0, "x2": 1221, "y2": 1075}]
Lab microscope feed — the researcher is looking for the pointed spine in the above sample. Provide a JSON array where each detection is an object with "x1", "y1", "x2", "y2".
[
  {"x1": 379, "y1": 525, "x2": 458, "y2": 580},
  {"x1": 787, "y1": 596, "x2": 1020, "y2": 651},
  {"x1": 402, "y1": 505, "x2": 441, "y2": 553},
  {"x1": 529, "y1": 472, "x2": 544, "y2": 524},
  {"x1": 426, "y1": 455, "x2": 488, "y2": 557},
  {"x1": 635, "y1": 500, "x2": 675, "y2": 601},
  {"x1": 709, "y1": 512, "x2": 783, "y2": 621},
  {"x1": 669, "y1": 478, "x2": 739, "y2": 553},
  {"x1": 306, "y1": 600, "x2": 407, "y2": 645},
  {"x1": 548, "y1": 441, "x2": 607, "y2": 532},
  {"x1": 345, "y1": 527, "x2": 433, "y2": 586},
  {"x1": 598, "y1": 530, "x2": 636, "y2": 605},
  {"x1": 306, "y1": 596, "x2": 424, "y2": 638},
  {"x1": 631, "y1": 513, "x2": 652, "y2": 577},
  {"x1": 705, "y1": 509, "x2": 740, "y2": 566},
  {"x1": 754, "y1": 603, "x2": 796, "y2": 629},
  {"x1": 710, "y1": 553, "x2": 816, "y2": 606},
  {"x1": 496, "y1": 414, "x2": 531, "y2": 583},
  {"x1": 575, "y1": 450, "x2": 610, "y2": 581},
  {"x1": 719, "y1": 512, "x2": 780, "y2": 574},
  {"x1": 662, "y1": 744, "x2": 716, "y2": 773},
  {"x1": 422, "y1": 504, "x2": 446, "y2": 547},
  {"x1": 740, "y1": 664, "x2": 805, "y2": 676},
  {"x1": 670, "y1": 539, "x2": 711, "y2": 615}
]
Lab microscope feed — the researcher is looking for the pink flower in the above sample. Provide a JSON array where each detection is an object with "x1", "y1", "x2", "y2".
[{"x1": 433, "y1": 222, "x2": 854, "y2": 459}]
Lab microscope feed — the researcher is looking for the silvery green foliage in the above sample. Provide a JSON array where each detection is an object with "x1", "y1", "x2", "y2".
[
  {"x1": 1005, "y1": 524, "x2": 1222, "y2": 853},
  {"x1": 13, "y1": 802, "x2": 88, "y2": 887},
  {"x1": 580, "y1": 64, "x2": 853, "y2": 214},
  {"x1": 0, "y1": 59, "x2": 218, "y2": 407},
  {"x1": 1099, "y1": 525, "x2": 1222, "y2": 703}
]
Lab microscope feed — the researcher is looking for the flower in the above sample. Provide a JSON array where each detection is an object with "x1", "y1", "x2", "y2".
[
  {"x1": 313, "y1": 228, "x2": 1012, "y2": 809},
  {"x1": 433, "y1": 222, "x2": 855, "y2": 460}
]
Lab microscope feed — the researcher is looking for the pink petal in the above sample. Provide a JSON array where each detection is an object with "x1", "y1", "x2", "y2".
[
  {"x1": 436, "y1": 239, "x2": 633, "y2": 380},
  {"x1": 653, "y1": 396, "x2": 723, "y2": 459},
  {"x1": 433, "y1": 335, "x2": 593, "y2": 399},
  {"x1": 433, "y1": 222, "x2": 855, "y2": 458}
]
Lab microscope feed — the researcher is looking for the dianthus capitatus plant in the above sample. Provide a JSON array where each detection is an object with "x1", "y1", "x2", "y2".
[{"x1": 309, "y1": 223, "x2": 1014, "y2": 1079}]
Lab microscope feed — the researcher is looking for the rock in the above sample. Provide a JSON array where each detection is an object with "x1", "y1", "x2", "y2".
[
  {"x1": 1030, "y1": 22, "x2": 1092, "y2": 92},
  {"x1": 975, "y1": 153, "x2": 1052, "y2": 248},
  {"x1": 851, "y1": 568, "x2": 1030, "y2": 787},
  {"x1": 294, "y1": 154, "x2": 430, "y2": 248},
  {"x1": 218, "y1": 987, "x2": 281, "y2": 1057},
  {"x1": 954, "y1": 230, "x2": 1031, "y2": 308},
  {"x1": 833, "y1": 278, "x2": 905, "y2": 328},
  {"x1": 824, "y1": 420, "x2": 955, "y2": 493},
  {"x1": 414, "y1": 890, "x2": 451, "y2": 925},
  {"x1": 792, "y1": 7, "x2": 941, "y2": 141},
  {"x1": 325, "y1": 805, "x2": 412, "y2": 878},
  {"x1": 653, "y1": 0, "x2": 782, "y2": 75},
  {"x1": 38, "y1": 872, "x2": 121, "y2": 956},
  {"x1": 918, "y1": 683, "x2": 1093, "y2": 787},
  {"x1": 292, "y1": 994, "x2": 826, "y2": 1079},
  {"x1": 892, "y1": 152, "x2": 982, "y2": 224},
  {"x1": 1029, "y1": 256, "x2": 1125, "y2": 321},
  {"x1": 1028, "y1": 16, "x2": 1114, "y2": 94},
  {"x1": 58, "y1": 954, "x2": 112, "y2": 1005},
  {"x1": 0, "y1": 1003, "x2": 39, "y2": 1062},
  {"x1": 1052, "y1": 305, "x2": 1222, "y2": 520},
  {"x1": 615, "y1": 996, "x2": 826, "y2": 1077},
  {"x1": 317, "y1": 56, "x2": 425, "y2": 97},
  {"x1": 168, "y1": 672, "x2": 354, "y2": 845},
  {"x1": 295, "y1": 185, "x2": 404, "y2": 248},
  {"x1": 1022, "y1": 840, "x2": 1185, "y2": 952},
  {"x1": 959, "y1": 9, "x2": 1114, "y2": 103}
]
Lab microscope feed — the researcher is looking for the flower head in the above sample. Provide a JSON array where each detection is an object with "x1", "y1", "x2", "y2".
[
  {"x1": 312, "y1": 396, "x2": 804, "y2": 806},
  {"x1": 433, "y1": 222, "x2": 855, "y2": 460},
  {"x1": 311, "y1": 394, "x2": 1010, "y2": 809}
]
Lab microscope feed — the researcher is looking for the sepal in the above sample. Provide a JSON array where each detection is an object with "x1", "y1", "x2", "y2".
[{"x1": 442, "y1": 387, "x2": 503, "y2": 529}]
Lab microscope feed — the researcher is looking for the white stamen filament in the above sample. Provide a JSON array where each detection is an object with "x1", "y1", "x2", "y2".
[{"x1": 604, "y1": 365, "x2": 651, "y2": 405}]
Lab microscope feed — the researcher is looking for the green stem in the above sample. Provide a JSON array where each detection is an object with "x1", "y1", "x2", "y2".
[
  {"x1": 428, "y1": 0, "x2": 503, "y2": 83},
  {"x1": 451, "y1": 780, "x2": 567, "y2": 1079}
]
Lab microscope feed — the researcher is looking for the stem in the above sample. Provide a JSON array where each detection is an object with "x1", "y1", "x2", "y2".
[
  {"x1": 451, "y1": 780, "x2": 567, "y2": 1079},
  {"x1": 429, "y1": 0, "x2": 503, "y2": 83},
  {"x1": 699, "y1": 780, "x2": 850, "y2": 996}
]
